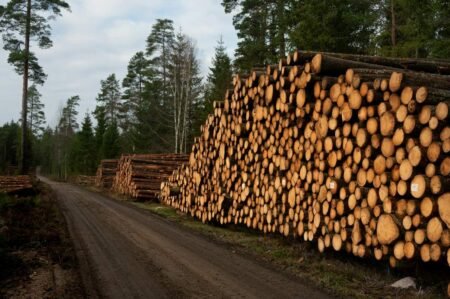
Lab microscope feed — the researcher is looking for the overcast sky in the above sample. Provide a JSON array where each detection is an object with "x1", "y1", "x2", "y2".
[{"x1": 0, "y1": 0, "x2": 237, "y2": 126}]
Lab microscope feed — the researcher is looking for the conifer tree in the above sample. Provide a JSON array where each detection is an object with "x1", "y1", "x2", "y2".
[
  {"x1": 122, "y1": 51, "x2": 152, "y2": 153},
  {"x1": 205, "y1": 37, "x2": 232, "y2": 114},
  {"x1": 27, "y1": 84, "x2": 46, "y2": 137},
  {"x1": 101, "y1": 121, "x2": 120, "y2": 159},
  {"x1": 96, "y1": 74, "x2": 122, "y2": 126},
  {"x1": 71, "y1": 114, "x2": 96, "y2": 174},
  {"x1": 145, "y1": 19, "x2": 175, "y2": 151},
  {"x1": 0, "y1": 0, "x2": 70, "y2": 173},
  {"x1": 93, "y1": 106, "x2": 107, "y2": 160}
]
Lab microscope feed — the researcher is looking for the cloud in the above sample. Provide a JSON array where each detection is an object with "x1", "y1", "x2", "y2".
[{"x1": 0, "y1": 0, "x2": 237, "y2": 126}]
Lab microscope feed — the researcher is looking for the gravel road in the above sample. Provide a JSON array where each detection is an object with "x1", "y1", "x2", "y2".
[{"x1": 42, "y1": 177, "x2": 330, "y2": 299}]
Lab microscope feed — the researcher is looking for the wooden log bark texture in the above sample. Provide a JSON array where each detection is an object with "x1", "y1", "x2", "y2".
[
  {"x1": 112, "y1": 154, "x2": 188, "y2": 201},
  {"x1": 95, "y1": 159, "x2": 118, "y2": 189},
  {"x1": 0, "y1": 175, "x2": 34, "y2": 194}
]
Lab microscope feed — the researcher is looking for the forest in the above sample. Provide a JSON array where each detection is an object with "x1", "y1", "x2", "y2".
[{"x1": 0, "y1": 0, "x2": 449, "y2": 179}]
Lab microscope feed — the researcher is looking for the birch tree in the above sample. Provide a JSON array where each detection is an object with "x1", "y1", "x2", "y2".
[{"x1": 169, "y1": 31, "x2": 203, "y2": 153}]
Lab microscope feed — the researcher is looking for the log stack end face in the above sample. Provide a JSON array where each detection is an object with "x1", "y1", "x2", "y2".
[{"x1": 159, "y1": 50, "x2": 450, "y2": 268}]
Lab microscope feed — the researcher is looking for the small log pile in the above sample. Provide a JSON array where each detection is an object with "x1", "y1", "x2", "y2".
[
  {"x1": 161, "y1": 50, "x2": 450, "y2": 268},
  {"x1": 76, "y1": 175, "x2": 96, "y2": 186},
  {"x1": 95, "y1": 159, "x2": 118, "y2": 189},
  {"x1": 112, "y1": 154, "x2": 188, "y2": 201},
  {"x1": 0, "y1": 175, "x2": 34, "y2": 194}
]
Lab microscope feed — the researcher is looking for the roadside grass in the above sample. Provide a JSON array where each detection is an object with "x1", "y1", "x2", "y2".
[{"x1": 132, "y1": 201, "x2": 448, "y2": 299}]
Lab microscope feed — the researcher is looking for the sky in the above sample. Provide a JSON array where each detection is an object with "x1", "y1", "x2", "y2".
[{"x1": 0, "y1": 0, "x2": 237, "y2": 126}]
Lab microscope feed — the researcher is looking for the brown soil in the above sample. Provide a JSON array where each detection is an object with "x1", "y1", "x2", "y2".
[
  {"x1": 41, "y1": 177, "x2": 330, "y2": 298},
  {"x1": 0, "y1": 182, "x2": 84, "y2": 298}
]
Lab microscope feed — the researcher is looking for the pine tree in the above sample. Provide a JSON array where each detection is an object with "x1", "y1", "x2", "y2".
[
  {"x1": 205, "y1": 37, "x2": 232, "y2": 114},
  {"x1": 101, "y1": 121, "x2": 120, "y2": 159},
  {"x1": 0, "y1": 0, "x2": 70, "y2": 173},
  {"x1": 96, "y1": 74, "x2": 122, "y2": 126},
  {"x1": 70, "y1": 114, "x2": 96, "y2": 174},
  {"x1": 122, "y1": 52, "x2": 151, "y2": 120},
  {"x1": 35, "y1": 126, "x2": 54, "y2": 174},
  {"x1": 222, "y1": 0, "x2": 272, "y2": 71},
  {"x1": 57, "y1": 95, "x2": 80, "y2": 180},
  {"x1": 0, "y1": 121, "x2": 20, "y2": 171},
  {"x1": 122, "y1": 51, "x2": 152, "y2": 153},
  {"x1": 430, "y1": 0, "x2": 450, "y2": 58},
  {"x1": 59, "y1": 96, "x2": 80, "y2": 135},
  {"x1": 93, "y1": 106, "x2": 107, "y2": 160},
  {"x1": 377, "y1": 0, "x2": 436, "y2": 58},
  {"x1": 146, "y1": 19, "x2": 174, "y2": 107},
  {"x1": 288, "y1": 0, "x2": 378, "y2": 54},
  {"x1": 145, "y1": 19, "x2": 175, "y2": 151},
  {"x1": 27, "y1": 84, "x2": 46, "y2": 137}
]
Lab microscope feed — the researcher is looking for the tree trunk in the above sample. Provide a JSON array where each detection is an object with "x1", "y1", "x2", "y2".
[
  {"x1": 20, "y1": 0, "x2": 32, "y2": 174},
  {"x1": 390, "y1": 0, "x2": 397, "y2": 55}
]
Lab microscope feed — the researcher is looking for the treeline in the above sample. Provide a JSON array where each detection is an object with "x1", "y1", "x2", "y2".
[
  {"x1": 223, "y1": 0, "x2": 449, "y2": 71},
  {"x1": 0, "y1": 19, "x2": 233, "y2": 179},
  {"x1": 1, "y1": 1, "x2": 449, "y2": 178}
]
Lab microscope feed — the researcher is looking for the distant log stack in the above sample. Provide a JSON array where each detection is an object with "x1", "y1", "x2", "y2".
[
  {"x1": 160, "y1": 50, "x2": 450, "y2": 268},
  {"x1": 76, "y1": 175, "x2": 96, "y2": 186},
  {"x1": 112, "y1": 154, "x2": 188, "y2": 201},
  {"x1": 0, "y1": 175, "x2": 34, "y2": 194},
  {"x1": 95, "y1": 159, "x2": 118, "y2": 189}
]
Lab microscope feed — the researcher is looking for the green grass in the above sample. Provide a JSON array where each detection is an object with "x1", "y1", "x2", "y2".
[{"x1": 132, "y1": 201, "x2": 448, "y2": 299}]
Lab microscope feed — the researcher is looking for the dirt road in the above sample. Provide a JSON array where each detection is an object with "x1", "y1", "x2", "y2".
[{"x1": 42, "y1": 177, "x2": 330, "y2": 299}]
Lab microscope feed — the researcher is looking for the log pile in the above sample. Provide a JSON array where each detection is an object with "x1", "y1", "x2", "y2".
[
  {"x1": 160, "y1": 50, "x2": 450, "y2": 268},
  {"x1": 112, "y1": 154, "x2": 188, "y2": 201},
  {"x1": 0, "y1": 175, "x2": 34, "y2": 194},
  {"x1": 95, "y1": 159, "x2": 118, "y2": 189},
  {"x1": 76, "y1": 175, "x2": 96, "y2": 186}
]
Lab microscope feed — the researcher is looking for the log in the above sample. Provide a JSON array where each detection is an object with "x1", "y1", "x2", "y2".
[
  {"x1": 158, "y1": 49, "x2": 450, "y2": 271},
  {"x1": 377, "y1": 214, "x2": 400, "y2": 245}
]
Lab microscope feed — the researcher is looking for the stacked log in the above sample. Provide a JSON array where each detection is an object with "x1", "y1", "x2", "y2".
[
  {"x1": 95, "y1": 159, "x2": 118, "y2": 189},
  {"x1": 76, "y1": 175, "x2": 96, "y2": 186},
  {"x1": 160, "y1": 50, "x2": 450, "y2": 268},
  {"x1": 112, "y1": 154, "x2": 188, "y2": 201},
  {"x1": 0, "y1": 175, "x2": 34, "y2": 194}
]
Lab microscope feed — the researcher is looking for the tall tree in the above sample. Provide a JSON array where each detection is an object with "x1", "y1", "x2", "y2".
[
  {"x1": 57, "y1": 95, "x2": 79, "y2": 180},
  {"x1": 0, "y1": 121, "x2": 19, "y2": 172},
  {"x1": 101, "y1": 121, "x2": 120, "y2": 159},
  {"x1": 122, "y1": 51, "x2": 151, "y2": 122},
  {"x1": 169, "y1": 31, "x2": 203, "y2": 153},
  {"x1": 377, "y1": 0, "x2": 435, "y2": 57},
  {"x1": 145, "y1": 19, "x2": 175, "y2": 151},
  {"x1": 0, "y1": 0, "x2": 70, "y2": 173},
  {"x1": 70, "y1": 114, "x2": 96, "y2": 174},
  {"x1": 27, "y1": 84, "x2": 46, "y2": 137},
  {"x1": 35, "y1": 126, "x2": 54, "y2": 174},
  {"x1": 430, "y1": 0, "x2": 450, "y2": 58},
  {"x1": 93, "y1": 106, "x2": 107, "y2": 161},
  {"x1": 288, "y1": 0, "x2": 378, "y2": 54},
  {"x1": 205, "y1": 37, "x2": 233, "y2": 113},
  {"x1": 146, "y1": 19, "x2": 175, "y2": 108},
  {"x1": 122, "y1": 51, "x2": 152, "y2": 152},
  {"x1": 59, "y1": 96, "x2": 80, "y2": 135},
  {"x1": 222, "y1": 0, "x2": 272, "y2": 71},
  {"x1": 96, "y1": 74, "x2": 122, "y2": 126}
]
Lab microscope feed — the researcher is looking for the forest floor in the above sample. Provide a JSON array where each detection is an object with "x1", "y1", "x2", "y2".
[{"x1": 0, "y1": 182, "x2": 84, "y2": 298}]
